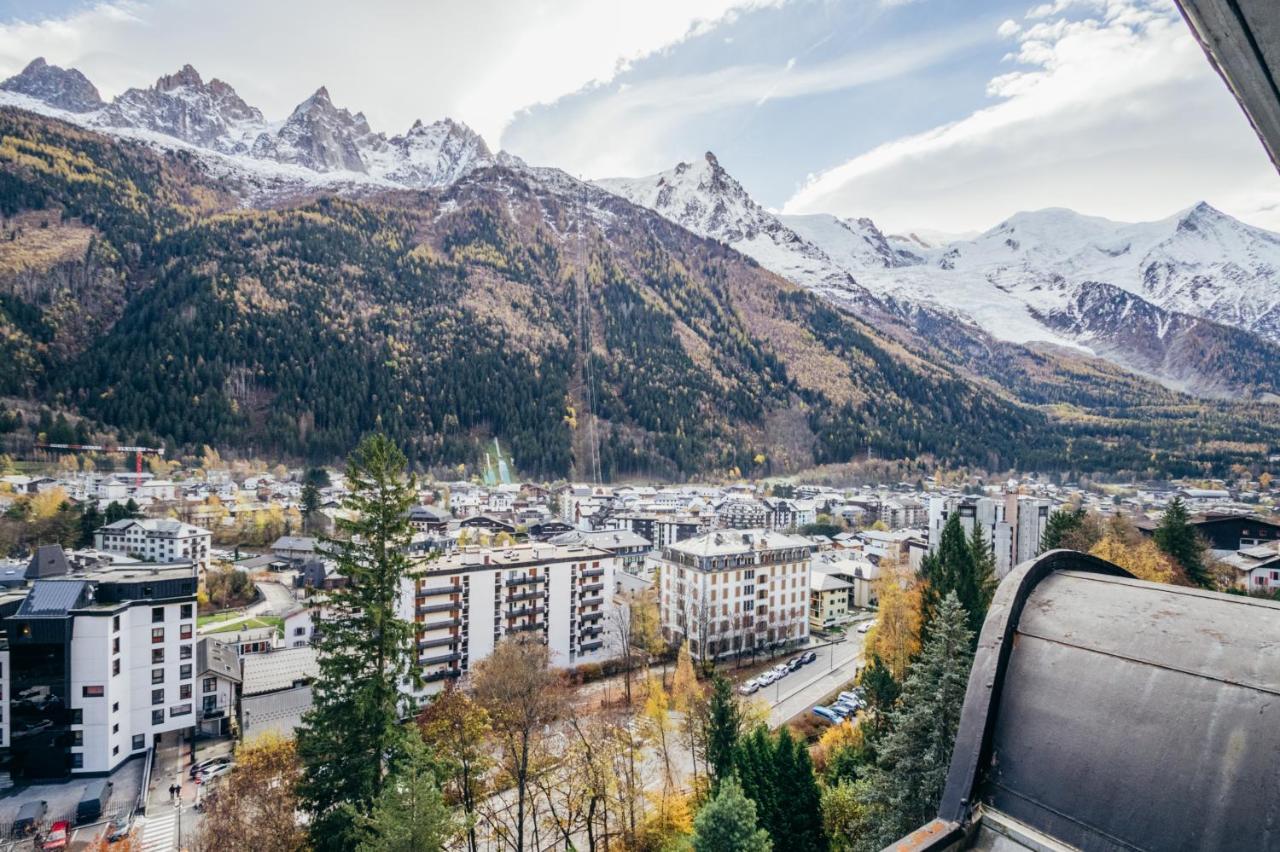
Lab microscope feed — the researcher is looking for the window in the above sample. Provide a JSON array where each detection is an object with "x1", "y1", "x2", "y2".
[
  {"x1": 112, "y1": 615, "x2": 120, "y2": 632},
  {"x1": 170, "y1": 704, "x2": 192, "y2": 717},
  {"x1": 71, "y1": 754, "x2": 83, "y2": 769},
  {"x1": 112, "y1": 702, "x2": 119, "y2": 713},
  {"x1": 132, "y1": 734, "x2": 145, "y2": 751},
  {"x1": 83, "y1": 685, "x2": 105, "y2": 698},
  {"x1": 151, "y1": 669, "x2": 164, "y2": 685},
  {"x1": 152, "y1": 710, "x2": 164, "y2": 725},
  {"x1": 180, "y1": 624, "x2": 193, "y2": 640},
  {"x1": 112, "y1": 658, "x2": 121, "y2": 677},
  {"x1": 180, "y1": 684, "x2": 192, "y2": 700},
  {"x1": 294, "y1": 627, "x2": 306, "y2": 636},
  {"x1": 72, "y1": 730, "x2": 83, "y2": 746},
  {"x1": 152, "y1": 606, "x2": 165, "y2": 623},
  {"x1": 112, "y1": 637, "x2": 120, "y2": 655},
  {"x1": 152, "y1": 688, "x2": 164, "y2": 705},
  {"x1": 180, "y1": 664, "x2": 192, "y2": 680},
  {"x1": 71, "y1": 709, "x2": 82, "y2": 724},
  {"x1": 203, "y1": 677, "x2": 217, "y2": 694},
  {"x1": 180, "y1": 604, "x2": 193, "y2": 620},
  {"x1": 152, "y1": 627, "x2": 164, "y2": 643},
  {"x1": 180, "y1": 644, "x2": 193, "y2": 660},
  {"x1": 152, "y1": 648, "x2": 165, "y2": 664},
  {"x1": 113, "y1": 745, "x2": 120, "y2": 756},
  {"x1": 112, "y1": 723, "x2": 119, "y2": 734}
]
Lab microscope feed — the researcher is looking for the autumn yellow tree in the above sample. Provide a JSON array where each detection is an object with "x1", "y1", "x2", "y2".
[
  {"x1": 29, "y1": 487, "x2": 70, "y2": 520},
  {"x1": 864, "y1": 555, "x2": 922, "y2": 678},
  {"x1": 1090, "y1": 515, "x2": 1176, "y2": 585},
  {"x1": 195, "y1": 733, "x2": 306, "y2": 852}
]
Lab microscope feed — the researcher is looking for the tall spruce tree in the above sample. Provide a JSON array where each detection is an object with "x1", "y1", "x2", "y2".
[
  {"x1": 705, "y1": 674, "x2": 742, "y2": 790},
  {"x1": 921, "y1": 513, "x2": 995, "y2": 646},
  {"x1": 1040, "y1": 506, "x2": 1086, "y2": 553},
  {"x1": 692, "y1": 776, "x2": 772, "y2": 852},
  {"x1": 1154, "y1": 497, "x2": 1209, "y2": 587},
  {"x1": 297, "y1": 434, "x2": 420, "y2": 851},
  {"x1": 855, "y1": 593, "x2": 974, "y2": 850},
  {"x1": 735, "y1": 726, "x2": 826, "y2": 851}
]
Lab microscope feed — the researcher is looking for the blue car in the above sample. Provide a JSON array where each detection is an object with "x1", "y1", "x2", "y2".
[{"x1": 812, "y1": 705, "x2": 840, "y2": 723}]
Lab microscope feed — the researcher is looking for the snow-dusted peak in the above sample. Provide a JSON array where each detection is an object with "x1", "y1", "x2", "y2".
[
  {"x1": 253, "y1": 85, "x2": 380, "y2": 173},
  {"x1": 99, "y1": 64, "x2": 264, "y2": 154},
  {"x1": 0, "y1": 57, "x2": 103, "y2": 113},
  {"x1": 375, "y1": 117, "x2": 492, "y2": 188}
]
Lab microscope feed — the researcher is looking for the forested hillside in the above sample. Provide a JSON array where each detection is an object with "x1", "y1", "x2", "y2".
[{"x1": 0, "y1": 108, "x2": 1276, "y2": 479}]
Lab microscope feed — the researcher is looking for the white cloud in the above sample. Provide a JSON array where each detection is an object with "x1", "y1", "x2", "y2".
[
  {"x1": 997, "y1": 19, "x2": 1022, "y2": 38},
  {"x1": 504, "y1": 22, "x2": 990, "y2": 179},
  {"x1": 781, "y1": 0, "x2": 1280, "y2": 233},
  {"x1": 0, "y1": 0, "x2": 783, "y2": 148}
]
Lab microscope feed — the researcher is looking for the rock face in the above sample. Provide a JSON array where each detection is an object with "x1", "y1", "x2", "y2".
[
  {"x1": 252, "y1": 86, "x2": 372, "y2": 173},
  {"x1": 378, "y1": 118, "x2": 492, "y2": 188},
  {"x1": 99, "y1": 64, "x2": 265, "y2": 153},
  {"x1": 0, "y1": 57, "x2": 103, "y2": 112}
]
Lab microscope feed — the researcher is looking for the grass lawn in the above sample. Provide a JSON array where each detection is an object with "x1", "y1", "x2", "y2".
[
  {"x1": 197, "y1": 611, "x2": 243, "y2": 628},
  {"x1": 206, "y1": 615, "x2": 284, "y2": 635}
]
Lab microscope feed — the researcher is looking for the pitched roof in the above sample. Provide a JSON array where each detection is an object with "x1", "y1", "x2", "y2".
[
  {"x1": 26, "y1": 545, "x2": 69, "y2": 579},
  {"x1": 197, "y1": 637, "x2": 242, "y2": 683},
  {"x1": 16, "y1": 579, "x2": 88, "y2": 616},
  {"x1": 242, "y1": 646, "x2": 320, "y2": 696}
]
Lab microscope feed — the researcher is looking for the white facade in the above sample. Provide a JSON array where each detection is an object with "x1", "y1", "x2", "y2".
[
  {"x1": 402, "y1": 543, "x2": 618, "y2": 699},
  {"x1": 927, "y1": 495, "x2": 1051, "y2": 577},
  {"x1": 95, "y1": 519, "x2": 212, "y2": 576},
  {"x1": 657, "y1": 529, "x2": 811, "y2": 662}
]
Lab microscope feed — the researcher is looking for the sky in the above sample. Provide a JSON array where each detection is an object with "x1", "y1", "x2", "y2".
[{"x1": 1, "y1": 0, "x2": 1278, "y2": 233}]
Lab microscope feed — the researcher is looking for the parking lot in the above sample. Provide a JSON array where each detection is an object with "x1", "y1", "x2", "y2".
[{"x1": 0, "y1": 759, "x2": 142, "y2": 850}]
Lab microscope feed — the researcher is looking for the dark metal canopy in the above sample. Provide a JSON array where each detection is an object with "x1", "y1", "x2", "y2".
[{"x1": 891, "y1": 549, "x2": 1280, "y2": 851}]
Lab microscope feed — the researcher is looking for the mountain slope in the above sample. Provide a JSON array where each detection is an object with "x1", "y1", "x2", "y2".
[{"x1": 602, "y1": 154, "x2": 1280, "y2": 400}]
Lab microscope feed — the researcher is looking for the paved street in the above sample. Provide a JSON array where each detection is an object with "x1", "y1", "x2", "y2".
[{"x1": 764, "y1": 633, "x2": 866, "y2": 727}]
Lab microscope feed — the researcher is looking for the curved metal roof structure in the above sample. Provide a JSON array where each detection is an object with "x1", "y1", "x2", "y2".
[{"x1": 892, "y1": 549, "x2": 1280, "y2": 852}]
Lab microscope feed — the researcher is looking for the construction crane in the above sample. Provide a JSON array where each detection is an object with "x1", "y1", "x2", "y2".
[{"x1": 35, "y1": 442, "x2": 166, "y2": 488}]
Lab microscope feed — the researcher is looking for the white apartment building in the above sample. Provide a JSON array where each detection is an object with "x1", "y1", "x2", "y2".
[
  {"x1": 927, "y1": 495, "x2": 1051, "y2": 577},
  {"x1": 657, "y1": 530, "x2": 811, "y2": 662},
  {"x1": 95, "y1": 519, "x2": 213, "y2": 576},
  {"x1": 5, "y1": 550, "x2": 198, "y2": 779},
  {"x1": 401, "y1": 542, "x2": 617, "y2": 699}
]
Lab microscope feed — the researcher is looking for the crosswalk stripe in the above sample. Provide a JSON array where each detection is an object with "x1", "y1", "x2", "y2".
[{"x1": 140, "y1": 809, "x2": 178, "y2": 852}]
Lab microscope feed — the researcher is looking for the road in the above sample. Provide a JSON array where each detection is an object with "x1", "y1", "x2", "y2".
[
  {"x1": 764, "y1": 633, "x2": 866, "y2": 727},
  {"x1": 253, "y1": 579, "x2": 298, "y2": 615}
]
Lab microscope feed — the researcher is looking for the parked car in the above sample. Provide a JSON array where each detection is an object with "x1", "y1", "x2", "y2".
[
  {"x1": 832, "y1": 701, "x2": 859, "y2": 717},
  {"x1": 801, "y1": 651, "x2": 817, "y2": 664},
  {"x1": 13, "y1": 800, "x2": 48, "y2": 837},
  {"x1": 772, "y1": 663, "x2": 790, "y2": 676},
  {"x1": 812, "y1": 706, "x2": 840, "y2": 723},
  {"x1": 758, "y1": 671, "x2": 778, "y2": 686},
  {"x1": 738, "y1": 680, "x2": 760, "y2": 695},
  {"x1": 857, "y1": 619, "x2": 877, "y2": 634},
  {"x1": 41, "y1": 821, "x2": 69, "y2": 851},
  {"x1": 198, "y1": 762, "x2": 235, "y2": 783},
  {"x1": 190, "y1": 755, "x2": 232, "y2": 778},
  {"x1": 838, "y1": 691, "x2": 864, "y2": 705},
  {"x1": 787, "y1": 657, "x2": 803, "y2": 671}
]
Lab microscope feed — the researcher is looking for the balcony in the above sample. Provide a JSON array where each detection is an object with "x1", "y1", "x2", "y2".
[
  {"x1": 509, "y1": 622, "x2": 544, "y2": 633},
  {"x1": 421, "y1": 652, "x2": 462, "y2": 666},
  {"x1": 421, "y1": 618, "x2": 462, "y2": 631},
  {"x1": 507, "y1": 589, "x2": 543, "y2": 603},
  {"x1": 580, "y1": 641, "x2": 604, "y2": 652},
  {"x1": 417, "y1": 601, "x2": 459, "y2": 615},
  {"x1": 418, "y1": 584, "x2": 463, "y2": 598},
  {"x1": 580, "y1": 582, "x2": 604, "y2": 594},
  {"x1": 580, "y1": 595, "x2": 604, "y2": 608},
  {"x1": 507, "y1": 605, "x2": 546, "y2": 619},
  {"x1": 580, "y1": 626, "x2": 603, "y2": 639},
  {"x1": 423, "y1": 669, "x2": 462, "y2": 683},
  {"x1": 581, "y1": 611, "x2": 604, "y2": 623},
  {"x1": 505, "y1": 575, "x2": 547, "y2": 587},
  {"x1": 417, "y1": 636, "x2": 457, "y2": 650},
  {"x1": 582, "y1": 567, "x2": 605, "y2": 578}
]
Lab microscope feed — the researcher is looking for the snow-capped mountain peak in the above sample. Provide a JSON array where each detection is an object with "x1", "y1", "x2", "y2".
[
  {"x1": 99, "y1": 64, "x2": 264, "y2": 154},
  {"x1": 0, "y1": 57, "x2": 103, "y2": 113}
]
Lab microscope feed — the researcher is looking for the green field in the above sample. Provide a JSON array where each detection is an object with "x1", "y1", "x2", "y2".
[{"x1": 205, "y1": 615, "x2": 284, "y2": 635}]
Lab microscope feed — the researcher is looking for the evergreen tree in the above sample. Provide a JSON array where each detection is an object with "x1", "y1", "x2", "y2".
[
  {"x1": 357, "y1": 728, "x2": 458, "y2": 852},
  {"x1": 692, "y1": 776, "x2": 772, "y2": 852},
  {"x1": 297, "y1": 434, "x2": 420, "y2": 851},
  {"x1": 858, "y1": 655, "x2": 900, "y2": 743},
  {"x1": 705, "y1": 674, "x2": 742, "y2": 790},
  {"x1": 124, "y1": 498, "x2": 141, "y2": 519},
  {"x1": 921, "y1": 513, "x2": 995, "y2": 647},
  {"x1": 735, "y1": 726, "x2": 826, "y2": 850},
  {"x1": 78, "y1": 502, "x2": 102, "y2": 548},
  {"x1": 855, "y1": 593, "x2": 974, "y2": 850},
  {"x1": 300, "y1": 481, "x2": 321, "y2": 531},
  {"x1": 1040, "y1": 506, "x2": 1085, "y2": 552},
  {"x1": 1153, "y1": 497, "x2": 1209, "y2": 587}
]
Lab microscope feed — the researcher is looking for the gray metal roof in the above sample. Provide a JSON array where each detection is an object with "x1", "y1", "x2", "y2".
[
  {"x1": 16, "y1": 579, "x2": 87, "y2": 616},
  {"x1": 25, "y1": 545, "x2": 69, "y2": 580},
  {"x1": 1177, "y1": 0, "x2": 1280, "y2": 172},
  {"x1": 242, "y1": 646, "x2": 319, "y2": 696},
  {"x1": 197, "y1": 637, "x2": 242, "y2": 683},
  {"x1": 900, "y1": 550, "x2": 1280, "y2": 851}
]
